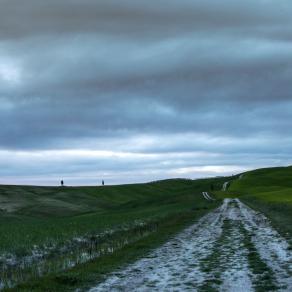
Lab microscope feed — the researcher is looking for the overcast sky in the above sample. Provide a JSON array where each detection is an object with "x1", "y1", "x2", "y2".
[{"x1": 0, "y1": 0, "x2": 291, "y2": 185}]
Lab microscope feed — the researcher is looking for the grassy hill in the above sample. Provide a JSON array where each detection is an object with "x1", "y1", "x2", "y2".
[
  {"x1": 0, "y1": 178, "x2": 223, "y2": 252},
  {"x1": 229, "y1": 166, "x2": 292, "y2": 201},
  {"x1": 0, "y1": 178, "x2": 227, "y2": 218},
  {"x1": 2, "y1": 168, "x2": 292, "y2": 291},
  {"x1": 0, "y1": 178, "x2": 228, "y2": 254},
  {"x1": 0, "y1": 177, "x2": 229, "y2": 290},
  {"x1": 219, "y1": 165, "x2": 292, "y2": 240}
]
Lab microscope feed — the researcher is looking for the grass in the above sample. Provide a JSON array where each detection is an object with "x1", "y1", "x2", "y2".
[
  {"x1": 0, "y1": 178, "x2": 226, "y2": 253},
  {"x1": 0, "y1": 176, "x2": 228, "y2": 289},
  {"x1": 198, "y1": 219, "x2": 232, "y2": 291},
  {"x1": 239, "y1": 225, "x2": 278, "y2": 291},
  {"x1": 229, "y1": 166, "x2": 292, "y2": 198},
  {"x1": 8, "y1": 207, "x2": 217, "y2": 291}
]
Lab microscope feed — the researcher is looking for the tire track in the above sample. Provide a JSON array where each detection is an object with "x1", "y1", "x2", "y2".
[
  {"x1": 237, "y1": 199, "x2": 292, "y2": 291},
  {"x1": 202, "y1": 192, "x2": 214, "y2": 201}
]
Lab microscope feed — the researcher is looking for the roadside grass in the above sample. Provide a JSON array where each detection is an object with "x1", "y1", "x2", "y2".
[
  {"x1": 6, "y1": 205, "x2": 219, "y2": 292},
  {"x1": 0, "y1": 177, "x2": 227, "y2": 289}
]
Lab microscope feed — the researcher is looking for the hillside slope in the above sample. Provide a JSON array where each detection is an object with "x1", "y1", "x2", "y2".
[
  {"x1": 0, "y1": 178, "x2": 225, "y2": 251},
  {"x1": 224, "y1": 166, "x2": 292, "y2": 240},
  {"x1": 230, "y1": 166, "x2": 292, "y2": 201},
  {"x1": 0, "y1": 177, "x2": 228, "y2": 289},
  {"x1": 0, "y1": 178, "x2": 226, "y2": 218}
]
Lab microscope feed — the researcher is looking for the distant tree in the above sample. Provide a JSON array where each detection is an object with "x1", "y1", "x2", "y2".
[
  {"x1": 61, "y1": 180, "x2": 64, "y2": 187},
  {"x1": 102, "y1": 180, "x2": 105, "y2": 186}
]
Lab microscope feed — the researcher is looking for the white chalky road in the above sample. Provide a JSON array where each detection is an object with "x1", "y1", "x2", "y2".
[
  {"x1": 202, "y1": 192, "x2": 214, "y2": 201},
  {"x1": 89, "y1": 199, "x2": 292, "y2": 292},
  {"x1": 222, "y1": 182, "x2": 229, "y2": 191}
]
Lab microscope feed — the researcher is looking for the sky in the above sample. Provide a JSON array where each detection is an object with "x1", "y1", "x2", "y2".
[{"x1": 0, "y1": 0, "x2": 292, "y2": 186}]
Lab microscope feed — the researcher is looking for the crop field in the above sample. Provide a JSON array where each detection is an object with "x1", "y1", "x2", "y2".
[{"x1": 0, "y1": 177, "x2": 227, "y2": 290}]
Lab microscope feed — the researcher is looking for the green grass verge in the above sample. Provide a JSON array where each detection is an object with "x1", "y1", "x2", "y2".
[{"x1": 7, "y1": 203, "x2": 219, "y2": 292}]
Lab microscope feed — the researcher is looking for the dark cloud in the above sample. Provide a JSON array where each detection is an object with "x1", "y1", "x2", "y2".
[
  {"x1": 0, "y1": 0, "x2": 292, "y2": 184},
  {"x1": 1, "y1": 0, "x2": 292, "y2": 40}
]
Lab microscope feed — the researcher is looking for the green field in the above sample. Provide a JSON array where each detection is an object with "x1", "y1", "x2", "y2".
[
  {"x1": 0, "y1": 178, "x2": 229, "y2": 253},
  {"x1": 0, "y1": 177, "x2": 227, "y2": 290},
  {"x1": 2, "y1": 166, "x2": 292, "y2": 291}
]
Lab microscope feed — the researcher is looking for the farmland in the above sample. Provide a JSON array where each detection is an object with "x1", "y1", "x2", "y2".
[
  {"x1": 1, "y1": 166, "x2": 292, "y2": 291},
  {"x1": 0, "y1": 177, "x2": 226, "y2": 290}
]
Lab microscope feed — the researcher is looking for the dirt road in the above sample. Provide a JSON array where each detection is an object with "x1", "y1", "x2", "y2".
[{"x1": 89, "y1": 199, "x2": 292, "y2": 292}]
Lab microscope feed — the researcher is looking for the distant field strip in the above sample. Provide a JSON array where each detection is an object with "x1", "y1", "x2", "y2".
[{"x1": 90, "y1": 199, "x2": 292, "y2": 292}]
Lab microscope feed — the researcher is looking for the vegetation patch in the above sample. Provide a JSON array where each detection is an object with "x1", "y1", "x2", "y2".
[
  {"x1": 7, "y1": 207, "x2": 219, "y2": 291},
  {"x1": 240, "y1": 224, "x2": 279, "y2": 291},
  {"x1": 0, "y1": 177, "x2": 225, "y2": 290},
  {"x1": 198, "y1": 219, "x2": 233, "y2": 291}
]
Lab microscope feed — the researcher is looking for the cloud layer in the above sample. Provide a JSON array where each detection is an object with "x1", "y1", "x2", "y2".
[{"x1": 0, "y1": 0, "x2": 291, "y2": 185}]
